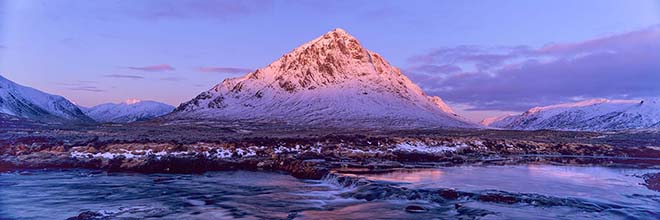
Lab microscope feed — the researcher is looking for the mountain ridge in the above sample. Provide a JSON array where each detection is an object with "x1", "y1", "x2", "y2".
[
  {"x1": 169, "y1": 28, "x2": 475, "y2": 128},
  {"x1": 484, "y1": 98, "x2": 660, "y2": 131},
  {"x1": 84, "y1": 99, "x2": 174, "y2": 123},
  {"x1": 0, "y1": 75, "x2": 93, "y2": 123}
]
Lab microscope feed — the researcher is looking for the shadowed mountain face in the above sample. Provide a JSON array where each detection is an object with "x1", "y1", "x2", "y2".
[
  {"x1": 171, "y1": 28, "x2": 476, "y2": 129},
  {"x1": 0, "y1": 75, "x2": 93, "y2": 124},
  {"x1": 483, "y1": 99, "x2": 660, "y2": 131}
]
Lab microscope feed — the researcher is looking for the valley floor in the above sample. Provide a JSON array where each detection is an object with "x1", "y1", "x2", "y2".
[
  {"x1": 1, "y1": 120, "x2": 659, "y2": 219},
  {"x1": 1, "y1": 120, "x2": 659, "y2": 184}
]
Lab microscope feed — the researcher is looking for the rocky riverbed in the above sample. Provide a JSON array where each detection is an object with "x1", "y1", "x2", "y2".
[
  {"x1": 1, "y1": 122, "x2": 660, "y2": 219},
  {"x1": 2, "y1": 132, "x2": 659, "y2": 180},
  {"x1": 1, "y1": 121, "x2": 659, "y2": 190}
]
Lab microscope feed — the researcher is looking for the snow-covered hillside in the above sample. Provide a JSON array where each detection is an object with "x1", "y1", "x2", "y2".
[
  {"x1": 484, "y1": 98, "x2": 660, "y2": 131},
  {"x1": 0, "y1": 75, "x2": 93, "y2": 123},
  {"x1": 169, "y1": 28, "x2": 476, "y2": 128},
  {"x1": 84, "y1": 99, "x2": 174, "y2": 123},
  {"x1": 480, "y1": 114, "x2": 518, "y2": 128}
]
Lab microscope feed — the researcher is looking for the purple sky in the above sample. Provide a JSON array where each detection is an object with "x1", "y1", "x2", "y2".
[{"x1": 1, "y1": 0, "x2": 659, "y2": 122}]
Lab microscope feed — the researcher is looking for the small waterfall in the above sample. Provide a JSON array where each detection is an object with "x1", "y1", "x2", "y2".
[{"x1": 320, "y1": 172, "x2": 366, "y2": 189}]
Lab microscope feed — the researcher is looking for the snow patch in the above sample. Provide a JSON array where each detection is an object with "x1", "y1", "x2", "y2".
[
  {"x1": 70, "y1": 146, "x2": 261, "y2": 160},
  {"x1": 392, "y1": 142, "x2": 463, "y2": 154}
]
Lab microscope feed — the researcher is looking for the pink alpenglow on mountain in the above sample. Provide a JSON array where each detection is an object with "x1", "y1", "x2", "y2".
[
  {"x1": 480, "y1": 114, "x2": 518, "y2": 128},
  {"x1": 171, "y1": 28, "x2": 476, "y2": 129}
]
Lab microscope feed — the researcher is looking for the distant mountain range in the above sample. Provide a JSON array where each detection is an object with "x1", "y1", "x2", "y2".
[
  {"x1": 170, "y1": 28, "x2": 476, "y2": 129},
  {"x1": 482, "y1": 99, "x2": 660, "y2": 131},
  {"x1": 0, "y1": 75, "x2": 173, "y2": 124},
  {"x1": 0, "y1": 75, "x2": 93, "y2": 124},
  {"x1": 3, "y1": 29, "x2": 660, "y2": 131},
  {"x1": 82, "y1": 99, "x2": 174, "y2": 123}
]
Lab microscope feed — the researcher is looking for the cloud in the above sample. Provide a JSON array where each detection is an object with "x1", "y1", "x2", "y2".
[
  {"x1": 160, "y1": 76, "x2": 184, "y2": 81},
  {"x1": 56, "y1": 80, "x2": 99, "y2": 86},
  {"x1": 407, "y1": 25, "x2": 660, "y2": 111},
  {"x1": 197, "y1": 66, "x2": 252, "y2": 74},
  {"x1": 103, "y1": 74, "x2": 144, "y2": 79},
  {"x1": 125, "y1": 64, "x2": 174, "y2": 72},
  {"x1": 56, "y1": 81, "x2": 105, "y2": 92},
  {"x1": 67, "y1": 86, "x2": 105, "y2": 92}
]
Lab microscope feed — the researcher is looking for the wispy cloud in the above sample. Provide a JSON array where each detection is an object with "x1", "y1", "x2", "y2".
[
  {"x1": 125, "y1": 64, "x2": 175, "y2": 72},
  {"x1": 407, "y1": 25, "x2": 660, "y2": 111},
  {"x1": 68, "y1": 86, "x2": 105, "y2": 92},
  {"x1": 160, "y1": 76, "x2": 184, "y2": 81},
  {"x1": 56, "y1": 81, "x2": 105, "y2": 92},
  {"x1": 197, "y1": 66, "x2": 252, "y2": 74},
  {"x1": 103, "y1": 74, "x2": 145, "y2": 79}
]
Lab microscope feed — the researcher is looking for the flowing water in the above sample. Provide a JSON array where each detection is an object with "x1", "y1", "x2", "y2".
[{"x1": 0, "y1": 165, "x2": 658, "y2": 219}]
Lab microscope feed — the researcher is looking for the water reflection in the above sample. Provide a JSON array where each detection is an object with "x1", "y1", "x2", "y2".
[
  {"x1": 0, "y1": 171, "x2": 355, "y2": 219},
  {"x1": 350, "y1": 169, "x2": 445, "y2": 183},
  {"x1": 358, "y1": 165, "x2": 659, "y2": 206}
]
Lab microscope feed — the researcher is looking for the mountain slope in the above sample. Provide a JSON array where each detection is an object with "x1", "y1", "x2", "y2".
[
  {"x1": 485, "y1": 98, "x2": 660, "y2": 131},
  {"x1": 480, "y1": 114, "x2": 518, "y2": 128},
  {"x1": 0, "y1": 75, "x2": 93, "y2": 123},
  {"x1": 170, "y1": 28, "x2": 475, "y2": 128},
  {"x1": 84, "y1": 99, "x2": 174, "y2": 123}
]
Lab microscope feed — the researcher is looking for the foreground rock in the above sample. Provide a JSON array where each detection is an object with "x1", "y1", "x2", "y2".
[
  {"x1": 66, "y1": 211, "x2": 102, "y2": 220},
  {"x1": 405, "y1": 205, "x2": 429, "y2": 213}
]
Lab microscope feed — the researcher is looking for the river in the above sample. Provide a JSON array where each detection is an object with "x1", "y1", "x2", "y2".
[{"x1": 0, "y1": 165, "x2": 657, "y2": 219}]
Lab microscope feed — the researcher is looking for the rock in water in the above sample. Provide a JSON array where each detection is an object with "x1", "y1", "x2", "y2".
[
  {"x1": 642, "y1": 173, "x2": 660, "y2": 192},
  {"x1": 405, "y1": 205, "x2": 429, "y2": 213},
  {"x1": 66, "y1": 211, "x2": 102, "y2": 220}
]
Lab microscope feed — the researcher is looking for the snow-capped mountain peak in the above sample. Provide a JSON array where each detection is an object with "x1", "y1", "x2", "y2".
[
  {"x1": 124, "y1": 98, "x2": 142, "y2": 105},
  {"x1": 0, "y1": 74, "x2": 93, "y2": 123},
  {"x1": 84, "y1": 100, "x2": 174, "y2": 123},
  {"x1": 486, "y1": 98, "x2": 660, "y2": 131},
  {"x1": 170, "y1": 28, "x2": 475, "y2": 128},
  {"x1": 233, "y1": 28, "x2": 408, "y2": 92}
]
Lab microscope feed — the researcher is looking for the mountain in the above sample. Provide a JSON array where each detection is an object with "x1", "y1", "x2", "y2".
[
  {"x1": 480, "y1": 114, "x2": 517, "y2": 128},
  {"x1": 84, "y1": 99, "x2": 174, "y2": 123},
  {"x1": 170, "y1": 28, "x2": 476, "y2": 128},
  {"x1": 483, "y1": 98, "x2": 660, "y2": 131},
  {"x1": 0, "y1": 75, "x2": 93, "y2": 123}
]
